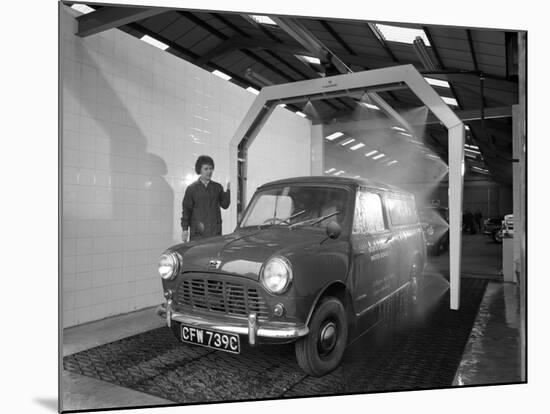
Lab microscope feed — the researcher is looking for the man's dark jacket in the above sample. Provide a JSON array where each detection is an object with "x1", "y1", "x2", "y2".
[{"x1": 181, "y1": 179, "x2": 230, "y2": 240}]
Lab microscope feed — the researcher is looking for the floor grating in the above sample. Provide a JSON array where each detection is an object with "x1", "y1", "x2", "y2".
[{"x1": 64, "y1": 277, "x2": 488, "y2": 404}]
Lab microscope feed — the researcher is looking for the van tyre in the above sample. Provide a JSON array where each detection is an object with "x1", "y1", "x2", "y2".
[{"x1": 295, "y1": 297, "x2": 348, "y2": 377}]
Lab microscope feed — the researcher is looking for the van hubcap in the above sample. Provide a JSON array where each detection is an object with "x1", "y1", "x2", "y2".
[{"x1": 318, "y1": 321, "x2": 337, "y2": 354}]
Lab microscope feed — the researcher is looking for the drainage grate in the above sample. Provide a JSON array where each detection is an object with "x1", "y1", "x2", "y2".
[{"x1": 64, "y1": 277, "x2": 488, "y2": 405}]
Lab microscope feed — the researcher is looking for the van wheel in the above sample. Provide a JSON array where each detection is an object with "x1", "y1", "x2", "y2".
[{"x1": 295, "y1": 297, "x2": 348, "y2": 377}]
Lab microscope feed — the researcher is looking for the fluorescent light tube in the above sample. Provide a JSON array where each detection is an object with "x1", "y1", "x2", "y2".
[
  {"x1": 326, "y1": 132, "x2": 344, "y2": 141},
  {"x1": 425, "y1": 77, "x2": 450, "y2": 88},
  {"x1": 341, "y1": 138, "x2": 356, "y2": 146},
  {"x1": 441, "y1": 96, "x2": 458, "y2": 106},
  {"x1": 375, "y1": 24, "x2": 431, "y2": 46},
  {"x1": 212, "y1": 70, "x2": 231, "y2": 81},
  {"x1": 141, "y1": 35, "x2": 169, "y2": 51},
  {"x1": 250, "y1": 15, "x2": 277, "y2": 25},
  {"x1": 350, "y1": 143, "x2": 365, "y2": 151}
]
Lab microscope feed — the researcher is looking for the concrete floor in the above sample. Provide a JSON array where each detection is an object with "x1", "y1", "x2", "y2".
[
  {"x1": 62, "y1": 308, "x2": 173, "y2": 412},
  {"x1": 62, "y1": 232, "x2": 522, "y2": 411}
]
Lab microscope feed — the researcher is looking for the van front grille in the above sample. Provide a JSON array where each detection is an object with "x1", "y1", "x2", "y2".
[{"x1": 176, "y1": 277, "x2": 269, "y2": 319}]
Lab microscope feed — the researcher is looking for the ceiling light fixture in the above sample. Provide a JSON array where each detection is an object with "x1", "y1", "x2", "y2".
[
  {"x1": 250, "y1": 15, "x2": 277, "y2": 26},
  {"x1": 334, "y1": 170, "x2": 345, "y2": 176},
  {"x1": 71, "y1": 4, "x2": 95, "y2": 14},
  {"x1": 326, "y1": 132, "x2": 344, "y2": 141},
  {"x1": 246, "y1": 87, "x2": 259, "y2": 95},
  {"x1": 424, "y1": 77, "x2": 450, "y2": 88},
  {"x1": 441, "y1": 96, "x2": 459, "y2": 106},
  {"x1": 372, "y1": 153, "x2": 385, "y2": 160},
  {"x1": 361, "y1": 102, "x2": 380, "y2": 110},
  {"x1": 141, "y1": 35, "x2": 169, "y2": 51},
  {"x1": 392, "y1": 126, "x2": 407, "y2": 132},
  {"x1": 212, "y1": 70, "x2": 232, "y2": 81},
  {"x1": 325, "y1": 168, "x2": 336, "y2": 173},
  {"x1": 365, "y1": 150, "x2": 378, "y2": 157},
  {"x1": 350, "y1": 143, "x2": 366, "y2": 151},
  {"x1": 341, "y1": 138, "x2": 356, "y2": 146},
  {"x1": 387, "y1": 160, "x2": 398, "y2": 166},
  {"x1": 375, "y1": 24, "x2": 431, "y2": 45},
  {"x1": 296, "y1": 55, "x2": 321, "y2": 65}
]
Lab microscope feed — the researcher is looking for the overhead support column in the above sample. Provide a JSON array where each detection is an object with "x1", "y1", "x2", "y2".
[
  {"x1": 310, "y1": 124, "x2": 325, "y2": 175},
  {"x1": 516, "y1": 31, "x2": 526, "y2": 383},
  {"x1": 448, "y1": 125, "x2": 465, "y2": 309}
]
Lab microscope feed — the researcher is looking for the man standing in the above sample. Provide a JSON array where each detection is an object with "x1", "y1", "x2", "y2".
[
  {"x1": 474, "y1": 209, "x2": 483, "y2": 233},
  {"x1": 181, "y1": 155, "x2": 230, "y2": 241}
]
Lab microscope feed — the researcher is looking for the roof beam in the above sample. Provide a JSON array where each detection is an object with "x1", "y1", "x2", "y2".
[
  {"x1": 366, "y1": 23, "x2": 399, "y2": 63},
  {"x1": 272, "y1": 17, "x2": 411, "y2": 130},
  {"x1": 318, "y1": 105, "x2": 512, "y2": 127},
  {"x1": 319, "y1": 20, "x2": 357, "y2": 56},
  {"x1": 197, "y1": 36, "x2": 311, "y2": 66},
  {"x1": 77, "y1": 6, "x2": 167, "y2": 37}
]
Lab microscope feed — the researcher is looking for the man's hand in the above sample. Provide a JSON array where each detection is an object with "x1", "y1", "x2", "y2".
[{"x1": 182, "y1": 229, "x2": 189, "y2": 242}]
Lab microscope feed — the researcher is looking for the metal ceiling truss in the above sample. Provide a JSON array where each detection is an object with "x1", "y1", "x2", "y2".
[
  {"x1": 76, "y1": 6, "x2": 167, "y2": 37},
  {"x1": 271, "y1": 16, "x2": 414, "y2": 134}
]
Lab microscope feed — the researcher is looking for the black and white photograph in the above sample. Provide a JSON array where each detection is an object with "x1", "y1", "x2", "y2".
[{"x1": 52, "y1": 0, "x2": 534, "y2": 411}]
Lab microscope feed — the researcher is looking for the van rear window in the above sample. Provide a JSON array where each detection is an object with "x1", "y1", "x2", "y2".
[
  {"x1": 387, "y1": 197, "x2": 417, "y2": 226},
  {"x1": 353, "y1": 191, "x2": 386, "y2": 234}
]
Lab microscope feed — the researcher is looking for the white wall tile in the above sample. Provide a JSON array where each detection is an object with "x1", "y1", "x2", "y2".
[{"x1": 61, "y1": 5, "x2": 311, "y2": 328}]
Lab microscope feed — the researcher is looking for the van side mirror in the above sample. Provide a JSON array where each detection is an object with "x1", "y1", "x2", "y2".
[{"x1": 326, "y1": 221, "x2": 341, "y2": 239}]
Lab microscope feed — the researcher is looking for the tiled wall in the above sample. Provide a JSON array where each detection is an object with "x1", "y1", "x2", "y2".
[{"x1": 61, "y1": 6, "x2": 311, "y2": 328}]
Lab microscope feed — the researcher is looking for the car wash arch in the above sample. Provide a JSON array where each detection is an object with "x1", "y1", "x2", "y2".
[{"x1": 228, "y1": 64, "x2": 465, "y2": 310}]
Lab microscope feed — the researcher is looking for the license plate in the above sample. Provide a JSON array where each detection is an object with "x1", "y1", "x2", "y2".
[{"x1": 180, "y1": 324, "x2": 240, "y2": 354}]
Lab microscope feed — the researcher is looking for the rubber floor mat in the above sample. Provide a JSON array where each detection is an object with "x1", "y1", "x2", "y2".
[{"x1": 63, "y1": 277, "x2": 488, "y2": 404}]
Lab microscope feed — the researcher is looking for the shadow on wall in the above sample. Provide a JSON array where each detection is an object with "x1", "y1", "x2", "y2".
[
  {"x1": 75, "y1": 46, "x2": 174, "y2": 246},
  {"x1": 63, "y1": 42, "x2": 174, "y2": 323}
]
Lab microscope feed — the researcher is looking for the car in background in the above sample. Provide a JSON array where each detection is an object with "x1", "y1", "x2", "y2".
[
  {"x1": 483, "y1": 216, "x2": 504, "y2": 243},
  {"x1": 495, "y1": 214, "x2": 514, "y2": 243},
  {"x1": 418, "y1": 206, "x2": 449, "y2": 255},
  {"x1": 156, "y1": 176, "x2": 426, "y2": 376}
]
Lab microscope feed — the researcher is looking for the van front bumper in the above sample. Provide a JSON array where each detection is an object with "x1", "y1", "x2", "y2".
[{"x1": 156, "y1": 301, "x2": 309, "y2": 346}]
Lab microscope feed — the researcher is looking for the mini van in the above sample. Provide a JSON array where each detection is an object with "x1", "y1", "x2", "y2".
[{"x1": 157, "y1": 176, "x2": 426, "y2": 376}]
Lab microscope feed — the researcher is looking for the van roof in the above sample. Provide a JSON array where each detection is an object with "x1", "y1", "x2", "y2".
[{"x1": 257, "y1": 175, "x2": 411, "y2": 195}]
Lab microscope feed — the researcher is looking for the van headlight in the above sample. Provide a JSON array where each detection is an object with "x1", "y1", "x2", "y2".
[
  {"x1": 158, "y1": 251, "x2": 182, "y2": 280},
  {"x1": 261, "y1": 256, "x2": 293, "y2": 294}
]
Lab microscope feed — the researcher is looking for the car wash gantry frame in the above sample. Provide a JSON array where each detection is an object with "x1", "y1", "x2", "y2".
[{"x1": 229, "y1": 64, "x2": 465, "y2": 310}]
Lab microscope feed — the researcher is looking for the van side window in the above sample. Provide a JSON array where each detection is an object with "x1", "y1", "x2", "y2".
[
  {"x1": 353, "y1": 190, "x2": 386, "y2": 234},
  {"x1": 387, "y1": 196, "x2": 417, "y2": 226}
]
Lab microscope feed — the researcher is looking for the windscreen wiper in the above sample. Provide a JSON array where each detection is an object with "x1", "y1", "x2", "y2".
[
  {"x1": 258, "y1": 210, "x2": 306, "y2": 229},
  {"x1": 289, "y1": 211, "x2": 340, "y2": 230}
]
